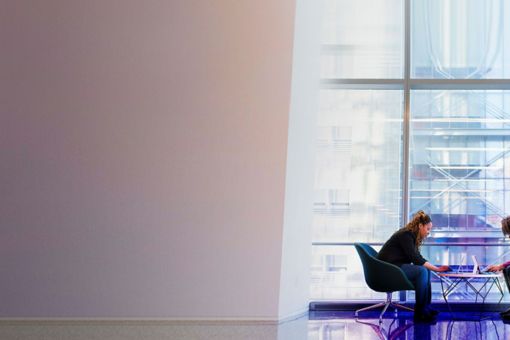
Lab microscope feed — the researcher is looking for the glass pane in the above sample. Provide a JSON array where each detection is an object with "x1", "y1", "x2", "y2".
[
  {"x1": 321, "y1": 0, "x2": 403, "y2": 79},
  {"x1": 412, "y1": 0, "x2": 510, "y2": 79},
  {"x1": 313, "y1": 90, "x2": 403, "y2": 244},
  {"x1": 311, "y1": 245, "x2": 389, "y2": 300},
  {"x1": 410, "y1": 90, "x2": 510, "y2": 272}
]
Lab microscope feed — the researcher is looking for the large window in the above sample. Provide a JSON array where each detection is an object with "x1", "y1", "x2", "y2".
[{"x1": 311, "y1": 0, "x2": 510, "y2": 302}]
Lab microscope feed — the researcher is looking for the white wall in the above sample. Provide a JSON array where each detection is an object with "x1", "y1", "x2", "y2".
[
  {"x1": 0, "y1": 0, "x2": 298, "y2": 318},
  {"x1": 278, "y1": 0, "x2": 322, "y2": 320}
]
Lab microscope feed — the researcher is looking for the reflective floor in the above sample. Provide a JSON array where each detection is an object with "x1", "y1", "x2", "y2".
[
  {"x1": 309, "y1": 311, "x2": 510, "y2": 340},
  {"x1": 2, "y1": 311, "x2": 510, "y2": 340}
]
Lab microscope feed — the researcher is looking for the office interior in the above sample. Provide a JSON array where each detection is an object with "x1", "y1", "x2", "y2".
[{"x1": 3, "y1": 0, "x2": 510, "y2": 339}]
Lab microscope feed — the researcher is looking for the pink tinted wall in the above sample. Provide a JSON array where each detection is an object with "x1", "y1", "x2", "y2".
[{"x1": 0, "y1": 1, "x2": 295, "y2": 317}]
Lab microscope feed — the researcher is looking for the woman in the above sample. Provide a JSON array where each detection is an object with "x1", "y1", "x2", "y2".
[
  {"x1": 485, "y1": 216, "x2": 510, "y2": 319},
  {"x1": 377, "y1": 211, "x2": 450, "y2": 323}
]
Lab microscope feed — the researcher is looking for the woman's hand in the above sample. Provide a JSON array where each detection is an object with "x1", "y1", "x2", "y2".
[
  {"x1": 423, "y1": 262, "x2": 450, "y2": 272},
  {"x1": 486, "y1": 264, "x2": 504, "y2": 272},
  {"x1": 435, "y1": 265, "x2": 451, "y2": 272}
]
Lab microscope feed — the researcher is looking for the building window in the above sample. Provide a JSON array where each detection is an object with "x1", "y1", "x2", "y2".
[{"x1": 311, "y1": 0, "x2": 510, "y2": 301}]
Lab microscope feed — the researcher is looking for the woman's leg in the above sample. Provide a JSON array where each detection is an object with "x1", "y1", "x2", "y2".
[
  {"x1": 426, "y1": 268, "x2": 432, "y2": 305},
  {"x1": 504, "y1": 266, "x2": 510, "y2": 293},
  {"x1": 400, "y1": 264, "x2": 431, "y2": 315},
  {"x1": 501, "y1": 267, "x2": 510, "y2": 316}
]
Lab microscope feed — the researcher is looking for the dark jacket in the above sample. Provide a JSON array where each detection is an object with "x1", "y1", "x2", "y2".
[{"x1": 377, "y1": 229, "x2": 427, "y2": 267}]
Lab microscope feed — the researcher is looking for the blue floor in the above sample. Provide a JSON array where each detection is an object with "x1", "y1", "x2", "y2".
[{"x1": 308, "y1": 310, "x2": 510, "y2": 340}]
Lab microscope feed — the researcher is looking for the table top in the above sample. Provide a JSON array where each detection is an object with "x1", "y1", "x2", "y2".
[{"x1": 438, "y1": 272, "x2": 503, "y2": 278}]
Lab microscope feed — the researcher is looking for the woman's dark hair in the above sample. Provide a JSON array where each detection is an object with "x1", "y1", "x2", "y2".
[
  {"x1": 502, "y1": 216, "x2": 510, "y2": 237},
  {"x1": 403, "y1": 210, "x2": 432, "y2": 247}
]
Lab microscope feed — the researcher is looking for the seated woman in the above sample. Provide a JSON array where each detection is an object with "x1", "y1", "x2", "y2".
[
  {"x1": 485, "y1": 216, "x2": 510, "y2": 319},
  {"x1": 377, "y1": 211, "x2": 450, "y2": 323}
]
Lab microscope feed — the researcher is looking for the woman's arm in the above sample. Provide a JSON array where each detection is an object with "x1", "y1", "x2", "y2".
[
  {"x1": 423, "y1": 262, "x2": 450, "y2": 272},
  {"x1": 486, "y1": 260, "x2": 510, "y2": 272},
  {"x1": 486, "y1": 264, "x2": 503, "y2": 272}
]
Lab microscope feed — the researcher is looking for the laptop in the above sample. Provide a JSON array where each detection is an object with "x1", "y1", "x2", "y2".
[
  {"x1": 446, "y1": 254, "x2": 489, "y2": 274},
  {"x1": 471, "y1": 255, "x2": 490, "y2": 274},
  {"x1": 451, "y1": 254, "x2": 469, "y2": 273}
]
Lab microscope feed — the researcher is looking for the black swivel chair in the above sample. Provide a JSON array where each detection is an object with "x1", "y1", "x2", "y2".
[{"x1": 354, "y1": 243, "x2": 415, "y2": 323}]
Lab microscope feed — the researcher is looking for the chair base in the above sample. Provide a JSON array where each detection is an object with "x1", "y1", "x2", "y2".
[{"x1": 355, "y1": 293, "x2": 414, "y2": 323}]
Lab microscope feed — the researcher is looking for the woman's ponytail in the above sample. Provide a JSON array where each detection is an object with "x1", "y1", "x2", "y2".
[{"x1": 404, "y1": 210, "x2": 432, "y2": 247}]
